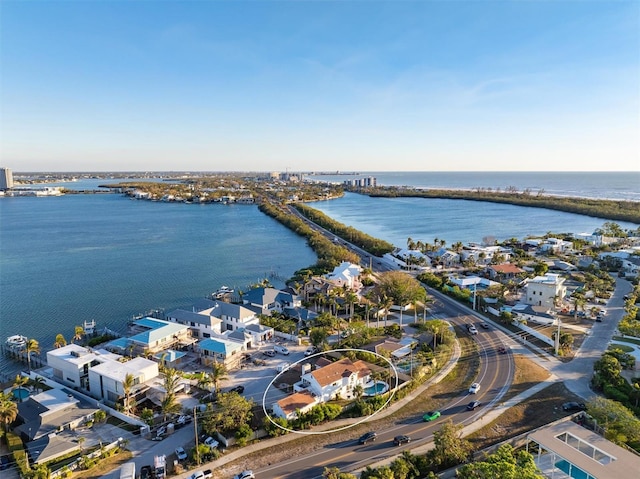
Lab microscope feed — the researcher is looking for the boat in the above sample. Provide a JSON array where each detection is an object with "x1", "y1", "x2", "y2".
[
  {"x1": 212, "y1": 286, "x2": 234, "y2": 299},
  {"x1": 6, "y1": 335, "x2": 28, "y2": 349}
]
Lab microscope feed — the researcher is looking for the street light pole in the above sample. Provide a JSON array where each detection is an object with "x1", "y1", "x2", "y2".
[{"x1": 193, "y1": 406, "x2": 200, "y2": 465}]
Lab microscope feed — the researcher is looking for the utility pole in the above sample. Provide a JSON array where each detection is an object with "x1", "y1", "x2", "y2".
[
  {"x1": 554, "y1": 316, "x2": 561, "y2": 356},
  {"x1": 193, "y1": 406, "x2": 200, "y2": 465}
]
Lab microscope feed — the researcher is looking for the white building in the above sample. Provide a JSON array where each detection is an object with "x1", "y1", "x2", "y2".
[
  {"x1": 0, "y1": 167, "x2": 14, "y2": 190},
  {"x1": 325, "y1": 262, "x2": 363, "y2": 290},
  {"x1": 524, "y1": 273, "x2": 567, "y2": 308},
  {"x1": 296, "y1": 358, "x2": 371, "y2": 403},
  {"x1": 47, "y1": 344, "x2": 159, "y2": 405}
]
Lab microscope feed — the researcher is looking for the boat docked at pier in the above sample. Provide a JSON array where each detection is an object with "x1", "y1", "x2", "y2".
[
  {"x1": 212, "y1": 286, "x2": 234, "y2": 299},
  {"x1": 5, "y1": 335, "x2": 28, "y2": 349}
]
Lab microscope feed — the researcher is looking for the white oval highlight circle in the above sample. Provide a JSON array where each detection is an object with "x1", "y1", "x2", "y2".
[{"x1": 261, "y1": 347, "x2": 399, "y2": 435}]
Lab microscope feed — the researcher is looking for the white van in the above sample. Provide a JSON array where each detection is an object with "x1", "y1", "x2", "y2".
[
  {"x1": 120, "y1": 462, "x2": 135, "y2": 479},
  {"x1": 274, "y1": 345, "x2": 289, "y2": 355}
]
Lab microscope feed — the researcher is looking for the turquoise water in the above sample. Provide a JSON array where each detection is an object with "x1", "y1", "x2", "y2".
[
  {"x1": 364, "y1": 381, "x2": 388, "y2": 396},
  {"x1": 13, "y1": 387, "x2": 30, "y2": 400},
  {"x1": 555, "y1": 459, "x2": 589, "y2": 479}
]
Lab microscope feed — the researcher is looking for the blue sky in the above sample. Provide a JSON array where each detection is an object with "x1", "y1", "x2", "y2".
[{"x1": 1, "y1": 1, "x2": 638, "y2": 172}]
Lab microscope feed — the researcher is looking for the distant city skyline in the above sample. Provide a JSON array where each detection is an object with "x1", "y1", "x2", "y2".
[{"x1": 1, "y1": 1, "x2": 638, "y2": 172}]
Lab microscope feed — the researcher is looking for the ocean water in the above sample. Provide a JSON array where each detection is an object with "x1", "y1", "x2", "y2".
[{"x1": 306, "y1": 171, "x2": 640, "y2": 202}]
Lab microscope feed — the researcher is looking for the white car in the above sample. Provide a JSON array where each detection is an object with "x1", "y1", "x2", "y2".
[
  {"x1": 204, "y1": 436, "x2": 219, "y2": 449},
  {"x1": 233, "y1": 471, "x2": 255, "y2": 479},
  {"x1": 304, "y1": 346, "x2": 318, "y2": 356},
  {"x1": 468, "y1": 326, "x2": 478, "y2": 335},
  {"x1": 175, "y1": 447, "x2": 187, "y2": 461},
  {"x1": 469, "y1": 382, "x2": 481, "y2": 394}
]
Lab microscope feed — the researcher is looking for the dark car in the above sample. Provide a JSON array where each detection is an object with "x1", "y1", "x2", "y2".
[
  {"x1": 393, "y1": 435, "x2": 411, "y2": 446},
  {"x1": 140, "y1": 465, "x2": 153, "y2": 479},
  {"x1": 467, "y1": 400, "x2": 481, "y2": 411},
  {"x1": 358, "y1": 431, "x2": 377, "y2": 444},
  {"x1": 480, "y1": 322, "x2": 490, "y2": 329},
  {"x1": 229, "y1": 385, "x2": 245, "y2": 394},
  {"x1": 562, "y1": 402, "x2": 586, "y2": 412}
]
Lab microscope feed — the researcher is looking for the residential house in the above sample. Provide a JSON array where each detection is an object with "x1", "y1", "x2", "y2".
[
  {"x1": 485, "y1": 263, "x2": 525, "y2": 281},
  {"x1": 524, "y1": 273, "x2": 567, "y2": 308},
  {"x1": 14, "y1": 387, "x2": 99, "y2": 443},
  {"x1": 165, "y1": 308, "x2": 222, "y2": 339},
  {"x1": 430, "y1": 248, "x2": 460, "y2": 268},
  {"x1": 109, "y1": 317, "x2": 194, "y2": 356},
  {"x1": 295, "y1": 358, "x2": 371, "y2": 403},
  {"x1": 243, "y1": 287, "x2": 301, "y2": 314},
  {"x1": 461, "y1": 244, "x2": 512, "y2": 265},
  {"x1": 197, "y1": 337, "x2": 245, "y2": 370},
  {"x1": 46, "y1": 344, "x2": 159, "y2": 406},
  {"x1": 272, "y1": 391, "x2": 318, "y2": 420},
  {"x1": 325, "y1": 262, "x2": 363, "y2": 290},
  {"x1": 540, "y1": 237, "x2": 573, "y2": 254}
]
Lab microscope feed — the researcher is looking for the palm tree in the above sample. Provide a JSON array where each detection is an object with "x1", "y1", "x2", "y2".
[
  {"x1": 25, "y1": 338, "x2": 40, "y2": 372},
  {"x1": 54, "y1": 334, "x2": 67, "y2": 349},
  {"x1": 31, "y1": 376, "x2": 47, "y2": 394},
  {"x1": 163, "y1": 367, "x2": 181, "y2": 397},
  {"x1": 12, "y1": 375, "x2": 29, "y2": 403},
  {"x1": 0, "y1": 392, "x2": 18, "y2": 433},
  {"x1": 160, "y1": 393, "x2": 181, "y2": 421},
  {"x1": 210, "y1": 362, "x2": 228, "y2": 394},
  {"x1": 72, "y1": 326, "x2": 85, "y2": 344},
  {"x1": 196, "y1": 372, "x2": 213, "y2": 392},
  {"x1": 122, "y1": 373, "x2": 135, "y2": 415},
  {"x1": 345, "y1": 290, "x2": 359, "y2": 323}
]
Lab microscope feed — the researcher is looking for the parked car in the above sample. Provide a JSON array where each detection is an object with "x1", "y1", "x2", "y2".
[
  {"x1": 358, "y1": 431, "x2": 377, "y2": 444},
  {"x1": 262, "y1": 349, "x2": 276, "y2": 357},
  {"x1": 423, "y1": 410, "x2": 441, "y2": 422},
  {"x1": 156, "y1": 425, "x2": 167, "y2": 436},
  {"x1": 175, "y1": 415, "x2": 192, "y2": 428},
  {"x1": 480, "y1": 322, "x2": 490, "y2": 329},
  {"x1": 204, "y1": 436, "x2": 219, "y2": 449},
  {"x1": 190, "y1": 470, "x2": 212, "y2": 479},
  {"x1": 304, "y1": 346, "x2": 318, "y2": 356},
  {"x1": 393, "y1": 435, "x2": 411, "y2": 446},
  {"x1": 469, "y1": 382, "x2": 481, "y2": 394},
  {"x1": 139, "y1": 465, "x2": 153, "y2": 479},
  {"x1": 233, "y1": 471, "x2": 255, "y2": 479},
  {"x1": 175, "y1": 447, "x2": 188, "y2": 461},
  {"x1": 562, "y1": 402, "x2": 586, "y2": 412},
  {"x1": 274, "y1": 344, "x2": 290, "y2": 355},
  {"x1": 467, "y1": 400, "x2": 481, "y2": 411},
  {"x1": 228, "y1": 385, "x2": 245, "y2": 394}
]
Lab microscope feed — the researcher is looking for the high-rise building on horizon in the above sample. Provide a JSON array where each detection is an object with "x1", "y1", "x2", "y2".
[{"x1": 0, "y1": 167, "x2": 14, "y2": 190}]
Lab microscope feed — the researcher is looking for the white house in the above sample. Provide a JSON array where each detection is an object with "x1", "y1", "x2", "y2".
[
  {"x1": 47, "y1": 344, "x2": 159, "y2": 406},
  {"x1": 524, "y1": 273, "x2": 567, "y2": 308},
  {"x1": 325, "y1": 262, "x2": 363, "y2": 290},
  {"x1": 296, "y1": 358, "x2": 371, "y2": 403},
  {"x1": 165, "y1": 307, "x2": 223, "y2": 339},
  {"x1": 88, "y1": 356, "x2": 159, "y2": 405},
  {"x1": 540, "y1": 238, "x2": 573, "y2": 254}
]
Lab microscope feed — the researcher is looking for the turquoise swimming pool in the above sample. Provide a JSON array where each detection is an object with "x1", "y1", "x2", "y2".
[{"x1": 555, "y1": 459, "x2": 589, "y2": 479}]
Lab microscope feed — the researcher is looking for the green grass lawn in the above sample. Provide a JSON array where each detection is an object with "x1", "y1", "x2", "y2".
[{"x1": 613, "y1": 335, "x2": 640, "y2": 347}]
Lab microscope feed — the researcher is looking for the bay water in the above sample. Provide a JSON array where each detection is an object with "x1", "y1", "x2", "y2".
[{"x1": 1, "y1": 171, "x2": 638, "y2": 380}]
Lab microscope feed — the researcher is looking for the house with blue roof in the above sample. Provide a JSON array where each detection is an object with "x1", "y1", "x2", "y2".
[
  {"x1": 117, "y1": 318, "x2": 193, "y2": 356},
  {"x1": 197, "y1": 337, "x2": 245, "y2": 369}
]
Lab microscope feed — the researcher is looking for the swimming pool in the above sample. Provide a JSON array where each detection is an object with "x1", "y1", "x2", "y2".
[
  {"x1": 555, "y1": 459, "x2": 589, "y2": 479},
  {"x1": 13, "y1": 387, "x2": 30, "y2": 401},
  {"x1": 363, "y1": 381, "x2": 389, "y2": 396}
]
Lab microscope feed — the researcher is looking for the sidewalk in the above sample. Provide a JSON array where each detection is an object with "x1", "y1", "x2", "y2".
[{"x1": 169, "y1": 338, "x2": 463, "y2": 479}]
